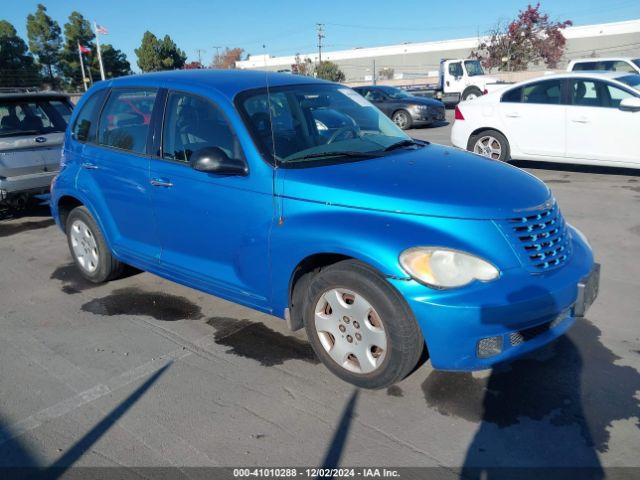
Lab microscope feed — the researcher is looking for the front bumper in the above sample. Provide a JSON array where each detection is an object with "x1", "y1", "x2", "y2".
[
  {"x1": 389, "y1": 232, "x2": 597, "y2": 371},
  {"x1": 410, "y1": 107, "x2": 445, "y2": 125}
]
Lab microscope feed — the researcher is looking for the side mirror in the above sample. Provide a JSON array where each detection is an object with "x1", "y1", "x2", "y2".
[
  {"x1": 619, "y1": 97, "x2": 640, "y2": 112},
  {"x1": 190, "y1": 147, "x2": 247, "y2": 176}
]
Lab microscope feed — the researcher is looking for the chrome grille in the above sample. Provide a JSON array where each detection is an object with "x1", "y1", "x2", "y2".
[{"x1": 502, "y1": 202, "x2": 571, "y2": 272}]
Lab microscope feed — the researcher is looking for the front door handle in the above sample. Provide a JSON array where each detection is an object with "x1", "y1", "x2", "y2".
[
  {"x1": 571, "y1": 117, "x2": 589, "y2": 124},
  {"x1": 81, "y1": 162, "x2": 98, "y2": 170},
  {"x1": 506, "y1": 112, "x2": 520, "y2": 118},
  {"x1": 150, "y1": 178, "x2": 173, "y2": 188}
]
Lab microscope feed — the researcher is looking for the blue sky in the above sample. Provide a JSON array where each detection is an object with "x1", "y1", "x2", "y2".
[{"x1": 4, "y1": 0, "x2": 640, "y2": 70}]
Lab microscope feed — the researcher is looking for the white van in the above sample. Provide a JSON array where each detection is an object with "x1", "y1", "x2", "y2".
[{"x1": 567, "y1": 57, "x2": 640, "y2": 74}]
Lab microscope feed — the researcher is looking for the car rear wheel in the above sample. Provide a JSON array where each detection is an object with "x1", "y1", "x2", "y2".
[
  {"x1": 302, "y1": 260, "x2": 424, "y2": 389},
  {"x1": 66, "y1": 206, "x2": 123, "y2": 283},
  {"x1": 392, "y1": 110, "x2": 412, "y2": 130},
  {"x1": 468, "y1": 129, "x2": 510, "y2": 161}
]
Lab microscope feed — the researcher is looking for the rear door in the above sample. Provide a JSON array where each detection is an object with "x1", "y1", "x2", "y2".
[
  {"x1": 498, "y1": 79, "x2": 566, "y2": 158},
  {"x1": 78, "y1": 88, "x2": 160, "y2": 265},
  {"x1": 565, "y1": 78, "x2": 639, "y2": 165}
]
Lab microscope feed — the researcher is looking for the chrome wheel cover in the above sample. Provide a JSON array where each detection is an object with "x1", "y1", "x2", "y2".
[
  {"x1": 70, "y1": 219, "x2": 99, "y2": 273},
  {"x1": 393, "y1": 112, "x2": 408, "y2": 129},
  {"x1": 314, "y1": 288, "x2": 387, "y2": 374},
  {"x1": 473, "y1": 135, "x2": 502, "y2": 160}
]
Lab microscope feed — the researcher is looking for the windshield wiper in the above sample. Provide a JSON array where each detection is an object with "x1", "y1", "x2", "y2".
[
  {"x1": 383, "y1": 139, "x2": 428, "y2": 152},
  {"x1": 285, "y1": 150, "x2": 383, "y2": 162}
]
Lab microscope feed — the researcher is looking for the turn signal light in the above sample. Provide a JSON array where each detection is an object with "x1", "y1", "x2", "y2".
[{"x1": 454, "y1": 106, "x2": 465, "y2": 120}]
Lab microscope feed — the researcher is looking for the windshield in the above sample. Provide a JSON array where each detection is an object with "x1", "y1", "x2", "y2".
[
  {"x1": 464, "y1": 60, "x2": 485, "y2": 77},
  {"x1": 379, "y1": 86, "x2": 411, "y2": 99},
  {"x1": 238, "y1": 83, "x2": 414, "y2": 165},
  {"x1": 0, "y1": 98, "x2": 71, "y2": 138},
  {"x1": 617, "y1": 74, "x2": 640, "y2": 91}
]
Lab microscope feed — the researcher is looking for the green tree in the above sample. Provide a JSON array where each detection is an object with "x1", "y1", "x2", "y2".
[
  {"x1": 93, "y1": 44, "x2": 131, "y2": 79},
  {"x1": 60, "y1": 11, "x2": 95, "y2": 89},
  {"x1": 315, "y1": 61, "x2": 345, "y2": 82},
  {"x1": 0, "y1": 20, "x2": 40, "y2": 87},
  {"x1": 26, "y1": 3, "x2": 62, "y2": 85},
  {"x1": 135, "y1": 31, "x2": 186, "y2": 72}
]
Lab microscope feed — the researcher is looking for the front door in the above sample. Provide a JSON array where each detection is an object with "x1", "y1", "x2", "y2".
[
  {"x1": 149, "y1": 90, "x2": 273, "y2": 309},
  {"x1": 565, "y1": 78, "x2": 639, "y2": 165}
]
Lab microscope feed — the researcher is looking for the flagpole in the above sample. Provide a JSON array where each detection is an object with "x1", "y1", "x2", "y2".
[
  {"x1": 77, "y1": 42, "x2": 87, "y2": 92},
  {"x1": 94, "y1": 21, "x2": 106, "y2": 81}
]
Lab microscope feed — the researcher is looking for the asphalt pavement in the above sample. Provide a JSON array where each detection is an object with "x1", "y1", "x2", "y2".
[{"x1": 1, "y1": 111, "x2": 639, "y2": 475}]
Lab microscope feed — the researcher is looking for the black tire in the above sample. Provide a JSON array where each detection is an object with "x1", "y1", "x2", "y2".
[
  {"x1": 391, "y1": 110, "x2": 413, "y2": 130},
  {"x1": 461, "y1": 86, "x2": 483, "y2": 101},
  {"x1": 66, "y1": 206, "x2": 124, "y2": 283},
  {"x1": 467, "y1": 129, "x2": 511, "y2": 162},
  {"x1": 302, "y1": 259, "x2": 424, "y2": 389}
]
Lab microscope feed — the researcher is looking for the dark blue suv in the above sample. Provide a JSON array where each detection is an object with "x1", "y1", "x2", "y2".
[{"x1": 51, "y1": 70, "x2": 599, "y2": 389}]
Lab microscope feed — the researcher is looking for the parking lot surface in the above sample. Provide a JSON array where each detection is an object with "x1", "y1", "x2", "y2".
[{"x1": 1, "y1": 111, "x2": 639, "y2": 473}]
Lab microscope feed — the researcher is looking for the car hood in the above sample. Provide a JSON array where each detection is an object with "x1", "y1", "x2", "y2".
[
  {"x1": 400, "y1": 96, "x2": 444, "y2": 107},
  {"x1": 280, "y1": 144, "x2": 551, "y2": 220}
]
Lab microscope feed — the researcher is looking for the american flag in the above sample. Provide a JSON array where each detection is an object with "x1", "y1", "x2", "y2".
[{"x1": 95, "y1": 24, "x2": 108, "y2": 35}]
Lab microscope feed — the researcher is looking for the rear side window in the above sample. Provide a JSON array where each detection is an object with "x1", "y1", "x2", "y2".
[
  {"x1": 72, "y1": 90, "x2": 107, "y2": 142},
  {"x1": 162, "y1": 92, "x2": 242, "y2": 163},
  {"x1": 0, "y1": 98, "x2": 69, "y2": 138},
  {"x1": 98, "y1": 89, "x2": 157, "y2": 154},
  {"x1": 522, "y1": 80, "x2": 562, "y2": 105},
  {"x1": 501, "y1": 87, "x2": 522, "y2": 103},
  {"x1": 572, "y1": 62, "x2": 596, "y2": 71}
]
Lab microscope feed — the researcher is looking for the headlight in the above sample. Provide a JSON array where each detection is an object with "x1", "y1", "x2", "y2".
[{"x1": 399, "y1": 247, "x2": 499, "y2": 289}]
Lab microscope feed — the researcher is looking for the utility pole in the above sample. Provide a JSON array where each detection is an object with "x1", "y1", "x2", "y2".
[
  {"x1": 372, "y1": 58, "x2": 376, "y2": 85},
  {"x1": 195, "y1": 48, "x2": 206, "y2": 66},
  {"x1": 212, "y1": 46, "x2": 222, "y2": 67},
  {"x1": 316, "y1": 23, "x2": 324, "y2": 64}
]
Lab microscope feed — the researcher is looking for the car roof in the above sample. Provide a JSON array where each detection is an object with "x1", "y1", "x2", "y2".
[
  {"x1": 0, "y1": 91, "x2": 70, "y2": 100},
  {"x1": 104, "y1": 69, "x2": 330, "y2": 98},
  {"x1": 570, "y1": 57, "x2": 637, "y2": 63},
  {"x1": 511, "y1": 71, "x2": 639, "y2": 84}
]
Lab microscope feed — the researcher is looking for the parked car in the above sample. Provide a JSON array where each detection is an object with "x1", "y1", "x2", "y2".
[
  {"x1": 451, "y1": 72, "x2": 640, "y2": 169},
  {"x1": 352, "y1": 85, "x2": 445, "y2": 129},
  {"x1": 51, "y1": 70, "x2": 598, "y2": 389},
  {"x1": 0, "y1": 91, "x2": 73, "y2": 210},
  {"x1": 568, "y1": 57, "x2": 640, "y2": 74}
]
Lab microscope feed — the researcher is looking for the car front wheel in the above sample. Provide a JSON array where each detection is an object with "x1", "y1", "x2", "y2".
[
  {"x1": 392, "y1": 110, "x2": 412, "y2": 130},
  {"x1": 303, "y1": 260, "x2": 424, "y2": 389}
]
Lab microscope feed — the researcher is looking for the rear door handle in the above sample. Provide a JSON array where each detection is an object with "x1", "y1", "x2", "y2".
[
  {"x1": 506, "y1": 112, "x2": 520, "y2": 118},
  {"x1": 571, "y1": 117, "x2": 589, "y2": 124},
  {"x1": 81, "y1": 162, "x2": 98, "y2": 170},
  {"x1": 150, "y1": 178, "x2": 173, "y2": 188}
]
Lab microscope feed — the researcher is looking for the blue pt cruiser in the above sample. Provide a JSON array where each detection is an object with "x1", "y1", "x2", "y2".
[{"x1": 50, "y1": 70, "x2": 599, "y2": 389}]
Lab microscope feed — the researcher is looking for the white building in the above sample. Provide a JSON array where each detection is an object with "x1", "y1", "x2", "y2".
[{"x1": 236, "y1": 19, "x2": 640, "y2": 82}]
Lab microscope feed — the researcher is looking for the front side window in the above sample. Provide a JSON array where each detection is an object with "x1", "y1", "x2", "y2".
[
  {"x1": 98, "y1": 89, "x2": 156, "y2": 154},
  {"x1": 379, "y1": 87, "x2": 411, "y2": 99},
  {"x1": 522, "y1": 80, "x2": 562, "y2": 105},
  {"x1": 570, "y1": 79, "x2": 602, "y2": 107},
  {"x1": 162, "y1": 92, "x2": 242, "y2": 163},
  {"x1": 464, "y1": 60, "x2": 485, "y2": 77},
  {"x1": 611, "y1": 61, "x2": 636, "y2": 73},
  {"x1": 238, "y1": 83, "x2": 412, "y2": 165},
  {"x1": 0, "y1": 98, "x2": 69, "y2": 138}
]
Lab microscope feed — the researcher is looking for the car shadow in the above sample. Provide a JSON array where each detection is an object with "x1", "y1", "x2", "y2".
[
  {"x1": 422, "y1": 284, "x2": 640, "y2": 477},
  {"x1": 510, "y1": 160, "x2": 640, "y2": 177}
]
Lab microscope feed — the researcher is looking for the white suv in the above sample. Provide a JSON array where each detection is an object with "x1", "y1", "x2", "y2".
[{"x1": 568, "y1": 57, "x2": 640, "y2": 74}]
